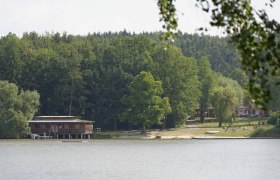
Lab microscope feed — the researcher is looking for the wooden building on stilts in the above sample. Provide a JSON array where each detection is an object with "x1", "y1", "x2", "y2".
[{"x1": 29, "y1": 116, "x2": 93, "y2": 139}]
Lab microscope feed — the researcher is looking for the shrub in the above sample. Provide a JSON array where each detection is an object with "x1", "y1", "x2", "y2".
[
  {"x1": 250, "y1": 126, "x2": 280, "y2": 138},
  {"x1": 267, "y1": 111, "x2": 280, "y2": 126}
]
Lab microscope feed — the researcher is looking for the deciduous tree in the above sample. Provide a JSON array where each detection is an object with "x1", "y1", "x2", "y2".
[
  {"x1": 0, "y1": 81, "x2": 40, "y2": 138},
  {"x1": 211, "y1": 75, "x2": 243, "y2": 127},
  {"x1": 120, "y1": 71, "x2": 171, "y2": 132},
  {"x1": 151, "y1": 46, "x2": 200, "y2": 127}
]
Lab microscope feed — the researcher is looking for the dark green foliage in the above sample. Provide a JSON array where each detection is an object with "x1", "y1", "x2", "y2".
[
  {"x1": 267, "y1": 111, "x2": 280, "y2": 126},
  {"x1": 0, "y1": 33, "x2": 24, "y2": 84},
  {"x1": 0, "y1": 31, "x2": 254, "y2": 130},
  {"x1": 146, "y1": 32, "x2": 247, "y2": 87},
  {"x1": 120, "y1": 71, "x2": 171, "y2": 131},
  {"x1": 86, "y1": 36, "x2": 156, "y2": 130},
  {"x1": 174, "y1": 33, "x2": 238, "y2": 78},
  {"x1": 151, "y1": 46, "x2": 200, "y2": 127},
  {"x1": 270, "y1": 76, "x2": 280, "y2": 111}
]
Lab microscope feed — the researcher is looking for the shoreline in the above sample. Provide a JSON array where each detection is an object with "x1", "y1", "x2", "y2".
[
  {"x1": 2, "y1": 125, "x2": 280, "y2": 140},
  {"x1": 110, "y1": 135, "x2": 279, "y2": 140},
  {"x1": 0, "y1": 136, "x2": 279, "y2": 141}
]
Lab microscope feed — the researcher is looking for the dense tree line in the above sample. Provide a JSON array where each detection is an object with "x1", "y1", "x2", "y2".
[
  {"x1": 143, "y1": 31, "x2": 248, "y2": 87},
  {"x1": 0, "y1": 31, "x2": 277, "y2": 130}
]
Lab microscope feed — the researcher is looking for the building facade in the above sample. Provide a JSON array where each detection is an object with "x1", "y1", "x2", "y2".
[
  {"x1": 195, "y1": 105, "x2": 270, "y2": 119},
  {"x1": 235, "y1": 105, "x2": 269, "y2": 117},
  {"x1": 29, "y1": 116, "x2": 93, "y2": 139}
]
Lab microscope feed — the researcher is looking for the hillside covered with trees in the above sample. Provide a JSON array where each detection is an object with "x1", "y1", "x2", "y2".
[{"x1": 0, "y1": 31, "x2": 278, "y2": 131}]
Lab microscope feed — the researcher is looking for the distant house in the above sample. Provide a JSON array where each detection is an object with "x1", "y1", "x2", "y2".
[
  {"x1": 29, "y1": 116, "x2": 93, "y2": 139},
  {"x1": 235, "y1": 105, "x2": 270, "y2": 117},
  {"x1": 195, "y1": 105, "x2": 270, "y2": 119}
]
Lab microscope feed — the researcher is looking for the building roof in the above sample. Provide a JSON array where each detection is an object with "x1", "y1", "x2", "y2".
[
  {"x1": 29, "y1": 120, "x2": 93, "y2": 123},
  {"x1": 33, "y1": 116, "x2": 81, "y2": 120},
  {"x1": 29, "y1": 116, "x2": 94, "y2": 123}
]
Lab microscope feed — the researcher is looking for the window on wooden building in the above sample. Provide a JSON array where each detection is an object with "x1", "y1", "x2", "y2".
[
  {"x1": 69, "y1": 124, "x2": 74, "y2": 129},
  {"x1": 74, "y1": 124, "x2": 81, "y2": 129},
  {"x1": 35, "y1": 123, "x2": 40, "y2": 128}
]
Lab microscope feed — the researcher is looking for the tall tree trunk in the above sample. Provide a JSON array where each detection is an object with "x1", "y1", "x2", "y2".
[
  {"x1": 200, "y1": 110, "x2": 205, "y2": 124},
  {"x1": 142, "y1": 123, "x2": 146, "y2": 134},
  {"x1": 162, "y1": 117, "x2": 166, "y2": 129}
]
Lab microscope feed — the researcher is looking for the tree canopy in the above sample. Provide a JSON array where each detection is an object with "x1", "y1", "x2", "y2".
[
  {"x1": 151, "y1": 46, "x2": 200, "y2": 127},
  {"x1": 210, "y1": 74, "x2": 243, "y2": 127},
  {"x1": 0, "y1": 32, "x2": 207, "y2": 130},
  {"x1": 0, "y1": 81, "x2": 40, "y2": 138},
  {"x1": 1, "y1": 31, "x2": 278, "y2": 131},
  {"x1": 120, "y1": 71, "x2": 171, "y2": 131}
]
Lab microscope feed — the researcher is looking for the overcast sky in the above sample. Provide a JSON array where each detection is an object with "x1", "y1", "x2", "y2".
[{"x1": 0, "y1": 0, "x2": 279, "y2": 37}]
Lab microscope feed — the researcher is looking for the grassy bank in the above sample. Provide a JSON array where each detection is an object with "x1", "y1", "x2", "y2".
[
  {"x1": 196, "y1": 117, "x2": 267, "y2": 128},
  {"x1": 250, "y1": 126, "x2": 280, "y2": 138},
  {"x1": 90, "y1": 118, "x2": 278, "y2": 139}
]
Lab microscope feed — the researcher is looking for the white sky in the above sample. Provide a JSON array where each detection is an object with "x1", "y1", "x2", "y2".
[{"x1": 0, "y1": 0, "x2": 279, "y2": 37}]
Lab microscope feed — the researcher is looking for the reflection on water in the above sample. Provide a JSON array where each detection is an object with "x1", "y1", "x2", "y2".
[{"x1": 0, "y1": 139, "x2": 279, "y2": 180}]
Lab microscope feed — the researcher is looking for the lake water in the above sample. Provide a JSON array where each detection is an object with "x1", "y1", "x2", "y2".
[{"x1": 0, "y1": 139, "x2": 279, "y2": 180}]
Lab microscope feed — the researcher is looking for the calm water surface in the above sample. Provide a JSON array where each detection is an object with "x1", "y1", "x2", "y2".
[{"x1": 0, "y1": 139, "x2": 279, "y2": 180}]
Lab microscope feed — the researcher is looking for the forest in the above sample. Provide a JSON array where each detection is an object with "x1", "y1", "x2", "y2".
[{"x1": 0, "y1": 31, "x2": 279, "y2": 132}]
